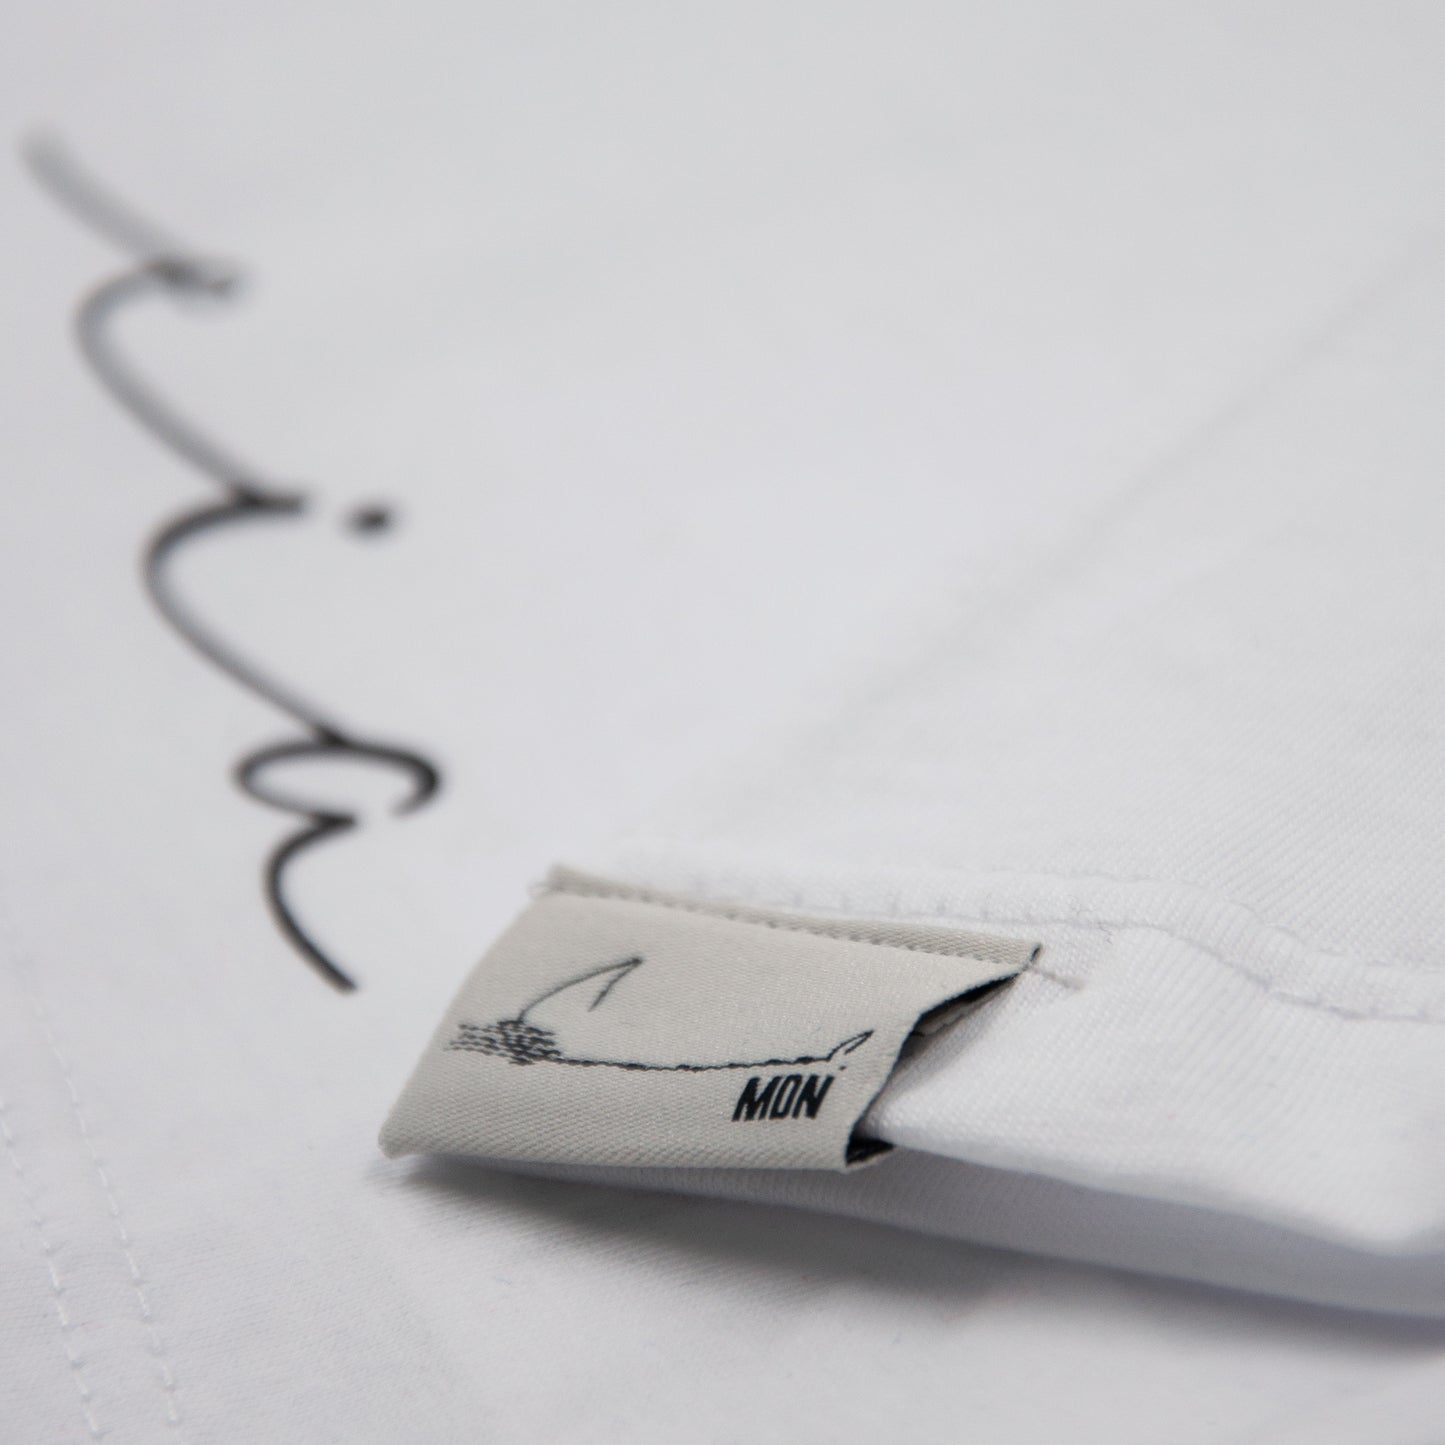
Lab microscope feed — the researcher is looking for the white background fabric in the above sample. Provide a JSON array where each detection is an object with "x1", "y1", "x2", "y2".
[
  {"x1": 589, "y1": 239, "x2": 1445, "y2": 1310},
  {"x1": 5, "y1": 3, "x2": 1445, "y2": 1440}
]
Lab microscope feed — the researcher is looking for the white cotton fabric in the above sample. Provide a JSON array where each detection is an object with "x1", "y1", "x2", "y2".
[
  {"x1": 583, "y1": 244, "x2": 1445, "y2": 1310},
  {"x1": 8, "y1": 4, "x2": 1445, "y2": 1443}
]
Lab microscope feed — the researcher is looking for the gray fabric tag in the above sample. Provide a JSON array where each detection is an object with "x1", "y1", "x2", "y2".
[{"x1": 381, "y1": 869, "x2": 1039, "y2": 1172}]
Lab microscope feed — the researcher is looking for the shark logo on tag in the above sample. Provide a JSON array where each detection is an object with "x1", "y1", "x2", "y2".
[
  {"x1": 381, "y1": 877, "x2": 1038, "y2": 1172},
  {"x1": 446, "y1": 958, "x2": 873, "y2": 1110}
]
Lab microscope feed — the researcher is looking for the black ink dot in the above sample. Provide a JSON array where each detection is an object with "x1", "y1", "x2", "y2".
[{"x1": 347, "y1": 504, "x2": 394, "y2": 535}]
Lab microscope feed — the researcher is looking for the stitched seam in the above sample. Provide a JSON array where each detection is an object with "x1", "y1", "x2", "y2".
[
  {"x1": 546, "y1": 873, "x2": 1036, "y2": 963},
  {"x1": 927, "y1": 865, "x2": 1445, "y2": 975},
  {"x1": 0, "y1": 886, "x2": 185, "y2": 1433},
  {"x1": 614, "y1": 845, "x2": 1445, "y2": 1022},
  {"x1": 1015, "y1": 964, "x2": 1082, "y2": 993},
  {"x1": 983, "y1": 912, "x2": 1445, "y2": 1024},
  {"x1": 0, "y1": 1086, "x2": 103, "y2": 1441},
  {"x1": 626, "y1": 837, "x2": 1445, "y2": 976}
]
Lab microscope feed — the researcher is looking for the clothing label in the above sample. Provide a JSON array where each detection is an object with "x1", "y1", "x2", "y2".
[{"x1": 381, "y1": 869, "x2": 1039, "y2": 1172}]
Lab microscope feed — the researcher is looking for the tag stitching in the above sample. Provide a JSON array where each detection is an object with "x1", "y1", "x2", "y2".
[{"x1": 543, "y1": 871, "x2": 1036, "y2": 965}]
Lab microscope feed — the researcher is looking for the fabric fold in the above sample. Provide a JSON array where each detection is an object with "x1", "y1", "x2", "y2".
[{"x1": 557, "y1": 249, "x2": 1445, "y2": 1315}]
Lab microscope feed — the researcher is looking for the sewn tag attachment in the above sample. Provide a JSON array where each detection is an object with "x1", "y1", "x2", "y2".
[{"x1": 381, "y1": 868, "x2": 1038, "y2": 1172}]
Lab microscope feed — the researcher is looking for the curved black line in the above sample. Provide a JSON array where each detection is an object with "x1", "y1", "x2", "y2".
[
  {"x1": 540, "y1": 1034, "x2": 872, "y2": 1072},
  {"x1": 28, "y1": 139, "x2": 443, "y2": 992},
  {"x1": 447, "y1": 1022, "x2": 874, "y2": 1072},
  {"x1": 266, "y1": 815, "x2": 359, "y2": 993},
  {"x1": 146, "y1": 500, "x2": 348, "y2": 738},
  {"x1": 514, "y1": 958, "x2": 644, "y2": 1022},
  {"x1": 449, "y1": 957, "x2": 874, "y2": 1070},
  {"x1": 25, "y1": 133, "x2": 197, "y2": 262},
  {"x1": 238, "y1": 738, "x2": 438, "y2": 818},
  {"x1": 77, "y1": 268, "x2": 264, "y2": 492}
]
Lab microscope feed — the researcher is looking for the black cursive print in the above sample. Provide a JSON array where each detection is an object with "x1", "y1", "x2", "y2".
[{"x1": 26, "y1": 137, "x2": 441, "y2": 991}]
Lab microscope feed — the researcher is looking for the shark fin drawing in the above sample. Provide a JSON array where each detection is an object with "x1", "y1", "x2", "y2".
[{"x1": 446, "y1": 956, "x2": 873, "y2": 1072}]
